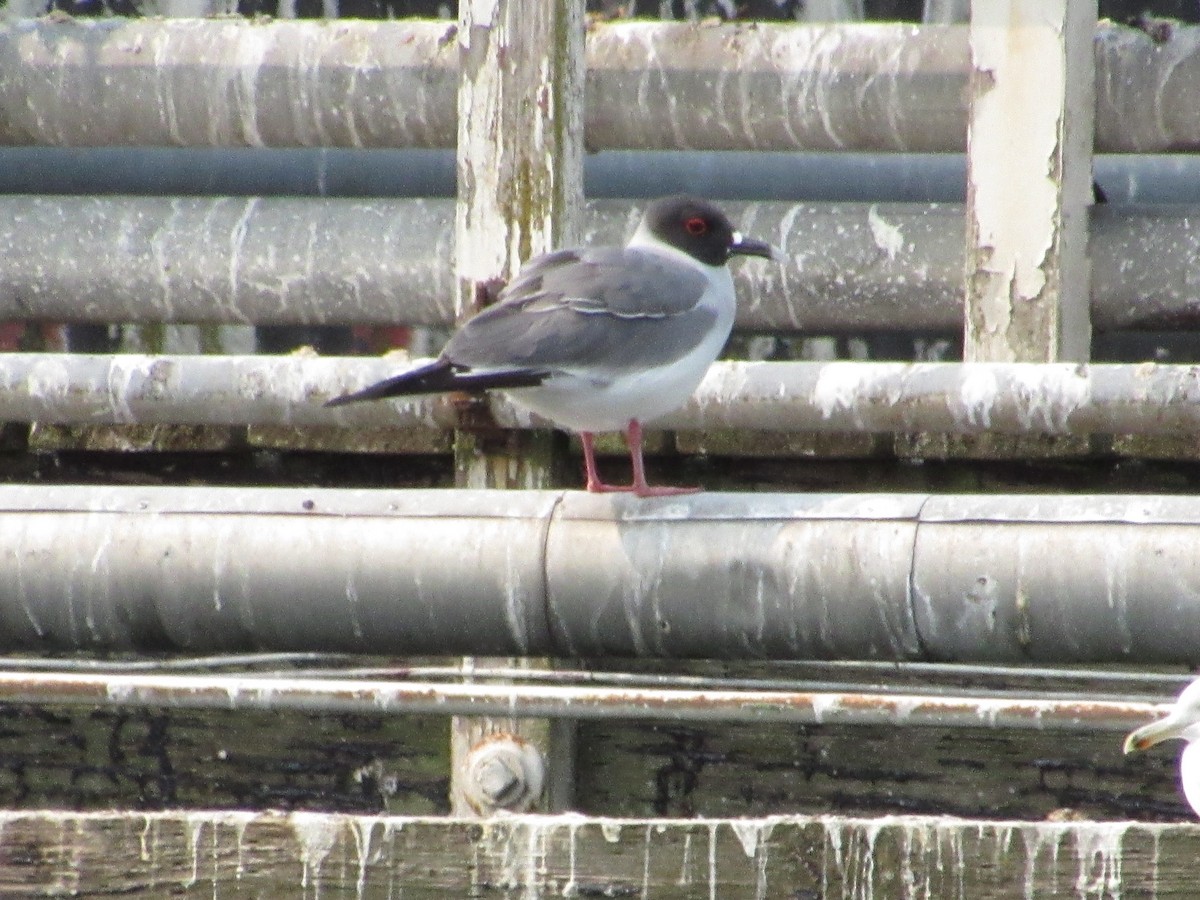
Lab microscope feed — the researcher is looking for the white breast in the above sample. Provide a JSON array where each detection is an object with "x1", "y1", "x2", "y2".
[{"x1": 503, "y1": 264, "x2": 736, "y2": 434}]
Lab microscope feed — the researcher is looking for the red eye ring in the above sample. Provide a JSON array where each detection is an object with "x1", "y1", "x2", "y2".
[{"x1": 684, "y1": 217, "x2": 708, "y2": 236}]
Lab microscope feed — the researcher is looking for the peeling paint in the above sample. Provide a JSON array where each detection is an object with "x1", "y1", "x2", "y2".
[{"x1": 965, "y1": 0, "x2": 1092, "y2": 362}]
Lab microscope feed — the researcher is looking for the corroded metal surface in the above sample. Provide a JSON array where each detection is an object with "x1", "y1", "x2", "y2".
[
  {"x1": 0, "y1": 486, "x2": 559, "y2": 654},
  {"x1": 0, "y1": 18, "x2": 460, "y2": 148},
  {"x1": 585, "y1": 22, "x2": 967, "y2": 152},
  {"x1": 672, "y1": 360, "x2": 1200, "y2": 435},
  {"x1": 0, "y1": 195, "x2": 457, "y2": 327},
  {"x1": 0, "y1": 19, "x2": 963, "y2": 150},
  {"x1": 2, "y1": 19, "x2": 1199, "y2": 152},
  {"x1": 4, "y1": 199, "x2": 1200, "y2": 332},
  {"x1": 0, "y1": 671, "x2": 1165, "y2": 731},
  {"x1": 0, "y1": 485, "x2": 1198, "y2": 661},
  {"x1": 7, "y1": 355, "x2": 1200, "y2": 438},
  {"x1": 545, "y1": 492, "x2": 924, "y2": 659}
]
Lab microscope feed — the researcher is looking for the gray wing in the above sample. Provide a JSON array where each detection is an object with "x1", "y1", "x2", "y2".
[{"x1": 444, "y1": 246, "x2": 718, "y2": 375}]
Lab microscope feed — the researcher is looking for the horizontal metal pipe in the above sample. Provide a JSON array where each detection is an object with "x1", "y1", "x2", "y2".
[
  {"x1": 0, "y1": 655, "x2": 1184, "y2": 703},
  {"x1": 2, "y1": 148, "x2": 1197, "y2": 206},
  {"x1": 0, "y1": 147, "x2": 967, "y2": 202},
  {"x1": 0, "y1": 485, "x2": 1199, "y2": 663},
  {"x1": 666, "y1": 358, "x2": 1200, "y2": 435},
  {"x1": 0, "y1": 671, "x2": 1165, "y2": 731},
  {"x1": 0, "y1": 19, "x2": 1194, "y2": 153},
  {"x1": 0, "y1": 198, "x2": 1195, "y2": 332},
  {"x1": 0, "y1": 196, "x2": 459, "y2": 328},
  {"x1": 5, "y1": 354, "x2": 1200, "y2": 438}
]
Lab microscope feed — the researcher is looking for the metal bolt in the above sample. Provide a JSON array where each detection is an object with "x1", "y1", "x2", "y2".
[
  {"x1": 474, "y1": 755, "x2": 523, "y2": 806},
  {"x1": 461, "y1": 733, "x2": 546, "y2": 815}
]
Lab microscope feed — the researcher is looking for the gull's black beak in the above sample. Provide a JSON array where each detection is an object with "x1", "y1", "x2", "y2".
[{"x1": 730, "y1": 232, "x2": 783, "y2": 262}]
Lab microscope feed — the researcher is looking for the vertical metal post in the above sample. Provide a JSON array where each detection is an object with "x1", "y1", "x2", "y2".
[
  {"x1": 450, "y1": 0, "x2": 584, "y2": 815},
  {"x1": 963, "y1": 0, "x2": 1095, "y2": 362}
]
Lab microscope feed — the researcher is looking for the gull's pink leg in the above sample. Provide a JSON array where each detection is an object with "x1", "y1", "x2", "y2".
[
  {"x1": 626, "y1": 419, "x2": 701, "y2": 498},
  {"x1": 581, "y1": 431, "x2": 635, "y2": 493},
  {"x1": 580, "y1": 424, "x2": 701, "y2": 496}
]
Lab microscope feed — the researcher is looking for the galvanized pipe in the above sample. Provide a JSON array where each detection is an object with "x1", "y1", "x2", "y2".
[
  {"x1": 4, "y1": 148, "x2": 1199, "y2": 205},
  {"x1": 0, "y1": 196, "x2": 458, "y2": 328},
  {"x1": 0, "y1": 655, "x2": 1184, "y2": 699},
  {"x1": 1, "y1": 198, "x2": 1197, "y2": 332},
  {"x1": 0, "y1": 20, "x2": 1197, "y2": 153},
  {"x1": 0, "y1": 671, "x2": 1165, "y2": 731},
  {"x1": 6, "y1": 354, "x2": 1200, "y2": 438},
  {"x1": 1, "y1": 486, "x2": 1200, "y2": 663},
  {"x1": 667, "y1": 358, "x2": 1200, "y2": 436}
]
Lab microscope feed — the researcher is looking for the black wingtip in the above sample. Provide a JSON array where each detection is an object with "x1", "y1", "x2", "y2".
[
  {"x1": 325, "y1": 359, "x2": 456, "y2": 408},
  {"x1": 325, "y1": 359, "x2": 551, "y2": 408}
]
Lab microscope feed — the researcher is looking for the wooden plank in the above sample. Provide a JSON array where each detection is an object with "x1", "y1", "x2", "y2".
[
  {"x1": 0, "y1": 704, "x2": 448, "y2": 814},
  {"x1": 0, "y1": 809, "x2": 1196, "y2": 897},
  {"x1": 964, "y1": 0, "x2": 1095, "y2": 362},
  {"x1": 580, "y1": 719, "x2": 1188, "y2": 821},
  {"x1": 451, "y1": 0, "x2": 583, "y2": 488},
  {"x1": 449, "y1": 0, "x2": 585, "y2": 814},
  {"x1": 0, "y1": 702, "x2": 1189, "y2": 821}
]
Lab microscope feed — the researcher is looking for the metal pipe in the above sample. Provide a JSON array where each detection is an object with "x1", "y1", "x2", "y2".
[
  {"x1": 0, "y1": 656, "x2": 1183, "y2": 700},
  {"x1": 1, "y1": 148, "x2": 1197, "y2": 206},
  {"x1": 0, "y1": 486, "x2": 1199, "y2": 663},
  {"x1": 2, "y1": 199, "x2": 1197, "y2": 332},
  {"x1": 2, "y1": 149, "x2": 1199, "y2": 206},
  {"x1": 0, "y1": 147, "x2": 968, "y2": 203},
  {"x1": 7, "y1": 355, "x2": 1200, "y2": 438},
  {"x1": 666, "y1": 358, "x2": 1200, "y2": 435},
  {"x1": 0, "y1": 19, "x2": 459, "y2": 149},
  {"x1": 0, "y1": 671, "x2": 1165, "y2": 731},
  {"x1": 0, "y1": 19, "x2": 1195, "y2": 153},
  {"x1": 0, "y1": 196, "x2": 458, "y2": 329}
]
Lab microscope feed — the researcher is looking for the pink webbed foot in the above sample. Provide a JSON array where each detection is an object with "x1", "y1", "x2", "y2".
[{"x1": 579, "y1": 422, "x2": 702, "y2": 498}]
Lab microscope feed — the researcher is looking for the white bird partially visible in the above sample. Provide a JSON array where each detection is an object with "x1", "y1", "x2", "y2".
[
  {"x1": 1124, "y1": 677, "x2": 1200, "y2": 817},
  {"x1": 326, "y1": 196, "x2": 780, "y2": 497}
]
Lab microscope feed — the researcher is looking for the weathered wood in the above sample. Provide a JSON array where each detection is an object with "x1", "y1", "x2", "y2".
[
  {"x1": 964, "y1": 0, "x2": 1094, "y2": 363},
  {"x1": 585, "y1": 718, "x2": 1189, "y2": 821},
  {"x1": 452, "y1": 0, "x2": 583, "y2": 489},
  {"x1": 0, "y1": 694, "x2": 1191, "y2": 819},
  {"x1": 0, "y1": 809, "x2": 1196, "y2": 897},
  {"x1": 0, "y1": 704, "x2": 448, "y2": 813},
  {"x1": 450, "y1": 0, "x2": 585, "y2": 814}
]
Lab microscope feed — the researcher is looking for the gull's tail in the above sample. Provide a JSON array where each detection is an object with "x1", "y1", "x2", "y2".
[{"x1": 325, "y1": 358, "x2": 547, "y2": 407}]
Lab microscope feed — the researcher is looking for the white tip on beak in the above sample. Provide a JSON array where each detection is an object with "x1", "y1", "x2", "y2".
[{"x1": 729, "y1": 232, "x2": 783, "y2": 262}]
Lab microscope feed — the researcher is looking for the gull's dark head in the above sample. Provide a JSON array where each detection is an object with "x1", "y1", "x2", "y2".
[{"x1": 639, "y1": 195, "x2": 781, "y2": 267}]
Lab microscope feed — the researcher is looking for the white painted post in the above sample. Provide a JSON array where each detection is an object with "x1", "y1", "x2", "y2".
[
  {"x1": 450, "y1": 0, "x2": 585, "y2": 815},
  {"x1": 964, "y1": 0, "x2": 1095, "y2": 362}
]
